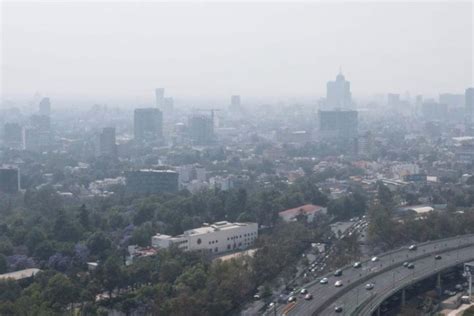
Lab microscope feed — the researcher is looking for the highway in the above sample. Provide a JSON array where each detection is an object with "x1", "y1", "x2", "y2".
[{"x1": 276, "y1": 234, "x2": 474, "y2": 316}]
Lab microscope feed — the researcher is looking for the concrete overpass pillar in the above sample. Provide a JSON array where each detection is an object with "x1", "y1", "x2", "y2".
[
  {"x1": 436, "y1": 272, "x2": 442, "y2": 293},
  {"x1": 401, "y1": 289, "x2": 406, "y2": 306}
]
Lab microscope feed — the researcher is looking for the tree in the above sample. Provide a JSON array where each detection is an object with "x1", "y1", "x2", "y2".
[
  {"x1": 77, "y1": 204, "x2": 90, "y2": 230},
  {"x1": 0, "y1": 254, "x2": 7, "y2": 274},
  {"x1": 86, "y1": 232, "x2": 111, "y2": 256},
  {"x1": 43, "y1": 273, "x2": 78, "y2": 312}
]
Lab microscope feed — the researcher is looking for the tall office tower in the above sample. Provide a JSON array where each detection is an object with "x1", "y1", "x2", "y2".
[
  {"x1": 163, "y1": 97, "x2": 174, "y2": 114},
  {"x1": 387, "y1": 93, "x2": 401, "y2": 108},
  {"x1": 318, "y1": 110, "x2": 358, "y2": 140},
  {"x1": 24, "y1": 128, "x2": 51, "y2": 152},
  {"x1": 39, "y1": 97, "x2": 51, "y2": 116},
  {"x1": 189, "y1": 115, "x2": 214, "y2": 145},
  {"x1": 439, "y1": 93, "x2": 464, "y2": 108},
  {"x1": 230, "y1": 95, "x2": 242, "y2": 111},
  {"x1": 3, "y1": 123, "x2": 23, "y2": 147},
  {"x1": 326, "y1": 72, "x2": 352, "y2": 109},
  {"x1": 0, "y1": 166, "x2": 20, "y2": 194},
  {"x1": 134, "y1": 108, "x2": 163, "y2": 141},
  {"x1": 466, "y1": 88, "x2": 474, "y2": 126},
  {"x1": 155, "y1": 88, "x2": 165, "y2": 109},
  {"x1": 30, "y1": 114, "x2": 51, "y2": 132},
  {"x1": 422, "y1": 102, "x2": 448, "y2": 121},
  {"x1": 99, "y1": 127, "x2": 117, "y2": 157}
]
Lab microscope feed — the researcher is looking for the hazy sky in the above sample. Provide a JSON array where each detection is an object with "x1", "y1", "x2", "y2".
[{"x1": 1, "y1": 1, "x2": 473, "y2": 103}]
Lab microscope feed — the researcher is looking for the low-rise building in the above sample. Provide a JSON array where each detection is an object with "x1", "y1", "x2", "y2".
[
  {"x1": 125, "y1": 169, "x2": 178, "y2": 194},
  {"x1": 151, "y1": 221, "x2": 258, "y2": 254},
  {"x1": 278, "y1": 204, "x2": 327, "y2": 223}
]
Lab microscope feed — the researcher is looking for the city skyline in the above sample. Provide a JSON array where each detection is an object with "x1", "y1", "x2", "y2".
[{"x1": 1, "y1": 1, "x2": 472, "y2": 102}]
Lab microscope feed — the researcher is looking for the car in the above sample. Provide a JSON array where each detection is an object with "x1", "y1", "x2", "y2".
[
  {"x1": 365, "y1": 283, "x2": 374, "y2": 290},
  {"x1": 403, "y1": 261, "x2": 409, "y2": 267},
  {"x1": 334, "y1": 280, "x2": 343, "y2": 287},
  {"x1": 409, "y1": 244, "x2": 417, "y2": 251},
  {"x1": 435, "y1": 255, "x2": 442, "y2": 260},
  {"x1": 371, "y1": 256, "x2": 379, "y2": 262},
  {"x1": 334, "y1": 269, "x2": 343, "y2": 276},
  {"x1": 320, "y1": 278, "x2": 328, "y2": 284},
  {"x1": 407, "y1": 263, "x2": 415, "y2": 269},
  {"x1": 253, "y1": 294, "x2": 261, "y2": 300},
  {"x1": 287, "y1": 296, "x2": 296, "y2": 303},
  {"x1": 300, "y1": 288, "x2": 308, "y2": 295},
  {"x1": 353, "y1": 262, "x2": 362, "y2": 268},
  {"x1": 334, "y1": 306, "x2": 343, "y2": 313},
  {"x1": 304, "y1": 293, "x2": 313, "y2": 300}
]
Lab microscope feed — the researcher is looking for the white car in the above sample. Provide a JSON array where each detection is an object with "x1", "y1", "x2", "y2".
[
  {"x1": 320, "y1": 277, "x2": 329, "y2": 284},
  {"x1": 409, "y1": 244, "x2": 417, "y2": 251},
  {"x1": 365, "y1": 283, "x2": 374, "y2": 290},
  {"x1": 371, "y1": 256, "x2": 379, "y2": 262},
  {"x1": 304, "y1": 293, "x2": 313, "y2": 300},
  {"x1": 334, "y1": 280, "x2": 343, "y2": 287},
  {"x1": 288, "y1": 296, "x2": 297, "y2": 303},
  {"x1": 353, "y1": 262, "x2": 362, "y2": 268},
  {"x1": 300, "y1": 288, "x2": 308, "y2": 295}
]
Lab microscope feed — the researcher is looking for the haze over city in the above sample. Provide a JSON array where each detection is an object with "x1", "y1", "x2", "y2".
[
  {"x1": 1, "y1": 1, "x2": 473, "y2": 106},
  {"x1": 1, "y1": 1, "x2": 474, "y2": 316}
]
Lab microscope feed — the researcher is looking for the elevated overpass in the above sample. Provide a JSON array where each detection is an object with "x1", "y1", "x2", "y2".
[{"x1": 278, "y1": 234, "x2": 474, "y2": 316}]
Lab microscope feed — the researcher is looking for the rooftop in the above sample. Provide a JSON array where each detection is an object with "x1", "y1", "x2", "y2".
[{"x1": 0, "y1": 268, "x2": 41, "y2": 281}]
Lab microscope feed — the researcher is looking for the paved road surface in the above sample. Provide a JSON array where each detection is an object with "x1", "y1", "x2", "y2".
[{"x1": 276, "y1": 234, "x2": 474, "y2": 316}]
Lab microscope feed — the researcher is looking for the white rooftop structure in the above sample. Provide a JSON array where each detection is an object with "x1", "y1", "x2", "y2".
[{"x1": 152, "y1": 221, "x2": 258, "y2": 254}]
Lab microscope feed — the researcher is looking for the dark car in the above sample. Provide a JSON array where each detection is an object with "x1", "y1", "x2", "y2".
[
  {"x1": 435, "y1": 255, "x2": 442, "y2": 260},
  {"x1": 335, "y1": 306, "x2": 343, "y2": 313},
  {"x1": 334, "y1": 269, "x2": 343, "y2": 276},
  {"x1": 407, "y1": 263, "x2": 415, "y2": 269}
]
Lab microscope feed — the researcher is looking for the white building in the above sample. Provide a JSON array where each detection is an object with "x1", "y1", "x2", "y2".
[{"x1": 151, "y1": 221, "x2": 258, "y2": 254}]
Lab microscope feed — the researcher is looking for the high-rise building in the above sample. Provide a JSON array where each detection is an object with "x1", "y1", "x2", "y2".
[
  {"x1": 422, "y1": 102, "x2": 448, "y2": 121},
  {"x1": 466, "y1": 88, "x2": 474, "y2": 126},
  {"x1": 3, "y1": 123, "x2": 23, "y2": 147},
  {"x1": 318, "y1": 110, "x2": 358, "y2": 140},
  {"x1": 134, "y1": 108, "x2": 163, "y2": 141},
  {"x1": 0, "y1": 166, "x2": 20, "y2": 194},
  {"x1": 30, "y1": 114, "x2": 51, "y2": 132},
  {"x1": 189, "y1": 115, "x2": 214, "y2": 145},
  {"x1": 155, "y1": 88, "x2": 165, "y2": 109},
  {"x1": 39, "y1": 97, "x2": 51, "y2": 116},
  {"x1": 387, "y1": 93, "x2": 401, "y2": 108},
  {"x1": 163, "y1": 97, "x2": 174, "y2": 114},
  {"x1": 99, "y1": 127, "x2": 117, "y2": 157},
  {"x1": 439, "y1": 93, "x2": 464, "y2": 108},
  {"x1": 125, "y1": 169, "x2": 179, "y2": 194},
  {"x1": 230, "y1": 95, "x2": 242, "y2": 112},
  {"x1": 24, "y1": 128, "x2": 51, "y2": 152},
  {"x1": 326, "y1": 72, "x2": 352, "y2": 109}
]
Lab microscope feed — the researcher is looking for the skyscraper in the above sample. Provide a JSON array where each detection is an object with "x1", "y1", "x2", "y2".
[
  {"x1": 99, "y1": 127, "x2": 117, "y2": 157},
  {"x1": 318, "y1": 110, "x2": 358, "y2": 139},
  {"x1": 387, "y1": 93, "x2": 401, "y2": 108},
  {"x1": 189, "y1": 115, "x2": 214, "y2": 145},
  {"x1": 326, "y1": 72, "x2": 352, "y2": 109},
  {"x1": 134, "y1": 108, "x2": 163, "y2": 141},
  {"x1": 3, "y1": 123, "x2": 23, "y2": 147},
  {"x1": 39, "y1": 97, "x2": 51, "y2": 116},
  {"x1": 155, "y1": 88, "x2": 165, "y2": 109},
  {"x1": 230, "y1": 95, "x2": 241, "y2": 111}
]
